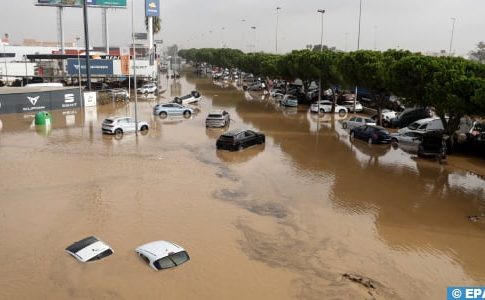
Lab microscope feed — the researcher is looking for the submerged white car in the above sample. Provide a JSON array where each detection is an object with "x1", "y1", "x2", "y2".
[
  {"x1": 135, "y1": 240, "x2": 190, "y2": 271},
  {"x1": 65, "y1": 236, "x2": 114, "y2": 263},
  {"x1": 102, "y1": 116, "x2": 149, "y2": 135},
  {"x1": 137, "y1": 83, "x2": 157, "y2": 94},
  {"x1": 310, "y1": 100, "x2": 348, "y2": 114}
]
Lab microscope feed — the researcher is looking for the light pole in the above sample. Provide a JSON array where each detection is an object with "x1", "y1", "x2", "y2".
[
  {"x1": 250, "y1": 26, "x2": 256, "y2": 52},
  {"x1": 241, "y1": 19, "x2": 246, "y2": 52},
  {"x1": 317, "y1": 9, "x2": 325, "y2": 114},
  {"x1": 449, "y1": 17, "x2": 456, "y2": 56},
  {"x1": 275, "y1": 7, "x2": 281, "y2": 53},
  {"x1": 3, "y1": 44, "x2": 8, "y2": 85},
  {"x1": 131, "y1": 0, "x2": 138, "y2": 134},
  {"x1": 76, "y1": 37, "x2": 82, "y2": 106},
  {"x1": 354, "y1": 0, "x2": 363, "y2": 113}
]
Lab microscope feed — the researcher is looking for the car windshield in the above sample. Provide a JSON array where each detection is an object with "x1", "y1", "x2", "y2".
[
  {"x1": 103, "y1": 119, "x2": 114, "y2": 124},
  {"x1": 170, "y1": 251, "x2": 189, "y2": 265},
  {"x1": 154, "y1": 257, "x2": 176, "y2": 270},
  {"x1": 408, "y1": 122, "x2": 420, "y2": 130},
  {"x1": 153, "y1": 251, "x2": 190, "y2": 270}
]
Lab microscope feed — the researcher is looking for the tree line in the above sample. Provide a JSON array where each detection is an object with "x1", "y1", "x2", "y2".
[{"x1": 178, "y1": 48, "x2": 485, "y2": 135}]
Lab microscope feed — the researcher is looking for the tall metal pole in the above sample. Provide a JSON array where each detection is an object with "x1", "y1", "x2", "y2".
[
  {"x1": 357, "y1": 0, "x2": 362, "y2": 50},
  {"x1": 102, "y1": 8, "x2": 109, "y2": 54},
  {"x1": 76, "y1": 37, "x2": 82, "y2": 107},
  {"x1": 354, "y1": 0, "x2": 363, "y2": 114},
  {"x1": 317, "y1": 9, "x2": 325, "y2": 114},
  {"x1": 132, "y1": 0, "x2": 139, "y2": 134},
  {"x1": 275, "y1": 7, "x2": 281, "y2": 53},
  {"x1": 82, "y1": 0, "x2": 92, "y2": 90},
  {"x1": 58, "y1": 7, "x2": 65, "y2": 54},
  {"x1": 3, "y1": 44, "x2": 8, "y2": 85},
  {"x1": 449, "y1": 17, "x2": 456, "y2": 56},
  {"x1": 250, "y1": 26, "x2": 256, "y2": 52}
]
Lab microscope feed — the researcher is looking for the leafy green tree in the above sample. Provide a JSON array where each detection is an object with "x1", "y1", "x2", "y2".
[{"x1": 469, "y1": 42, "x2": 485, "y2": 63}]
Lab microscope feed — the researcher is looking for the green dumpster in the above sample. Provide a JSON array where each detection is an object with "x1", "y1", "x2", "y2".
[{"x1": 35, "y1": 111, "x2": 52, "y2": 126}]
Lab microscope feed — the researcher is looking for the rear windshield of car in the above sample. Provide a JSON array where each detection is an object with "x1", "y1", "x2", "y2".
[
  {"x1": 170, "y1": 251, "x2": 190, "y2": 265},
  {"x1": 103, "y1": 119, "x2": 114, "y2": 124},
  {"x1": 220, "y1": 135, "x2": 235, "y2": 141},
  {"x1": 208, "y1": 114, "x2": 223, "y2": 118}
]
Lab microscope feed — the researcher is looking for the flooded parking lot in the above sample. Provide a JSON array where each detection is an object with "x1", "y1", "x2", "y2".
[{"x1": 1, "y1": 72, "x2": 485, "y2": 299}]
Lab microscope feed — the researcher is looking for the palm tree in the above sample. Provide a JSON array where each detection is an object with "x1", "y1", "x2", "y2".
[{"x1": 145, "y1": 17, "x2": 162, "y2": 34}]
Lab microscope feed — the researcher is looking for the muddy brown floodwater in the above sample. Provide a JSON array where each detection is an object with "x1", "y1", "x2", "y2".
[{"x1": 1, "y1": 70, "x2": 485, "y2": 299}]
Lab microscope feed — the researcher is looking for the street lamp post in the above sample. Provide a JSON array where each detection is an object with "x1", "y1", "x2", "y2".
[
  {"x1": 354, "y1": 0, "x2": 363, "y2": 113},
  {"x1": 317, "y1": 9, "x2": 325, "y2": 114},
  {"x1": 250, "y1": 26, "x2": 256, "y2": 52},
  {"x1": 76, "y1": 37, "x2": 82, "y2": 107},
  {"x1": 275, "y1": 7, "x2": 281, "y2": 53},
  {"x1": 131, "y1": 0, "x2": 138, "y2": 134},
  {"x1": 449, "y1": 17, "x2": 456, "y2": 56},
  {"x1": 3, "y1": 44, "x2": 8, "y2": 85}
]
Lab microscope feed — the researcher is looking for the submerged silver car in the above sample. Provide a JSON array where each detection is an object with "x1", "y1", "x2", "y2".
[{"x1": 206, "y1": 110, "x2": 230, "y2": 127}]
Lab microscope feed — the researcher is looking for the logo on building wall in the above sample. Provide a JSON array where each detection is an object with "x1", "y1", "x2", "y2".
[
  {"x1": 27, "y1": 96, "x2": 40, "y2": 106},
  {"x1": 64, "y1": 93, "x2": 75, "y2": 103}
]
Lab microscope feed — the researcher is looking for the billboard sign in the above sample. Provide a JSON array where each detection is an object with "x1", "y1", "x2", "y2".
[
  {"x1": 145, "y1": 0, "x2": 159, "y2": 17},
  {"x1": 37, "y1": 0, "x2": 127, "y2": 8},
  {"x1": 67, "y1": 59, "x2": 114, "y2": 75}
]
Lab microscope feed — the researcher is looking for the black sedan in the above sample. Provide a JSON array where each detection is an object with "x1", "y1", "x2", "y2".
[
  {"x1": 216, "y1": 129, "x2": 265, "y2": 151},
  {"x1": 350, "y1": 125, "x2": 392, "y2": 144}
]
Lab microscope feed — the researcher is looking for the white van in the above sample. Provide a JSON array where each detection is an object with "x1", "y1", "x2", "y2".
[{"x1": 398, "y1": 117, "x2": 444, "y2": 134}]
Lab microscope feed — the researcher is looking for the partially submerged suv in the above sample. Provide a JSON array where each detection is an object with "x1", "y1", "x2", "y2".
[
  {"x1": 65, "y1": 236, "x2": 114, "y2": 263},
  {"x1": 135, "y1": 240, "x2": 190, "y2": 271},
  {"x1": 216, "y1": 129, "x2": 265, "y2": 151},
  {"x1": 102, "y1": 116, "x2": 149, "y2": 135},
  {"x1": 206, "y1": 110, "x2": 230, "y2": 127}
]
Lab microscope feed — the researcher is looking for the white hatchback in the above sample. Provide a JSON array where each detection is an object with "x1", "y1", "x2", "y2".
[{"x1": 310, "y1": 100, "x2": 348, "y2": 114}]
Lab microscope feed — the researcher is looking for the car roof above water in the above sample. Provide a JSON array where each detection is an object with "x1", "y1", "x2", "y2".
[
  {"x1": 222, "y1": 128, "x2": 246, "y2": 136},
  {"x1": 136, "y1": 240, "x2": 185, "y2": 260}
]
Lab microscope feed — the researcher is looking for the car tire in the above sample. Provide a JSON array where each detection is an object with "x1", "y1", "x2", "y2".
[
  {"x1": 140, "y1": 125, "x2": 149, "y2": 132},
  {"x1": 368, "y1": 137, "x2": 373, "y2": 145},
  {"x1": 183, "y1": 111, "x2": 192, "y2": 118},
  {"x1": 342, "y1": 123, "x2": 348, "y2": 129},
  {"x1": 159, "y1": 111, "x2": 168, "y2": 119},
  {"x1": 338, "y1": 109, "x2": 346, "y2": 115},
  {"x1": 114, "y1": 128, "x2": 123, "y2": 135},
  {"x1": 320, "y1": 109, "x2": 325, "y2": 114}
]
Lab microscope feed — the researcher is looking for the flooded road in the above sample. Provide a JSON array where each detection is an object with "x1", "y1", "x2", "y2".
[{"x1": 1, "y1": 71, "x2": 485, "y2": 299}]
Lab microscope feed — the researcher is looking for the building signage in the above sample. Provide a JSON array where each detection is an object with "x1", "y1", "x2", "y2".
[
  {"x1": 67, "y1": 59, "x2": 114, "y2": 75},
  {"x1": 120, "y1": 47, "x2": 130, "y2": 76},
  {"x1": 145, "y1": 0, "x2": 159, "y2": 17},
  {"x1": 37, "y1": 0, "x2": 127, "y2": 8},
  {"x1": 0, "y1": 88, "x2": 82, "y2": 115}
]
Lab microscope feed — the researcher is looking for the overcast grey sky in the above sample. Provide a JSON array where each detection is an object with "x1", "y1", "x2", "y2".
[{"x1": 1, "y1": 0, "x2": 484, "y2": 56}]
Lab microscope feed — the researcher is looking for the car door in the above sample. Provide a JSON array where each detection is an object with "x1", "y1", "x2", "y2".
[
  {"x1": 354, "y1": 117, "x2": 363, "y2": 128},
  {"x1": 124, "y1": 117, "x2": 136, "y2": 132},
  {"x1": 246, "y1": 131, "x2": 257, "y2": 146},
  {"x1": 355, "y1": 126, "x2": 366, "y2": 139}
]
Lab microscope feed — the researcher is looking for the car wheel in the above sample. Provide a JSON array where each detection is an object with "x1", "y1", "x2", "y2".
[
  {"x1": 342, "y1": 123, "x2": 348, "y2": 129},
  {"x1": 368, "y1": 137, "x2": 373, "y2": 145},
  {"x1": 159, "y1": 111, "x2": 168, "y2": 119},
  {"x1": 114, "y1": 128, "x2": 123, "y2": 135},
  {"x1": 183, "y1": 110, "x2": 192, "y2": 118},
  {"x1": 320, "y1": 109, "x2": 325, "y2": 113},
  {"x1": 338, "y1": 109, "x2": 346, "y2": 115}
]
